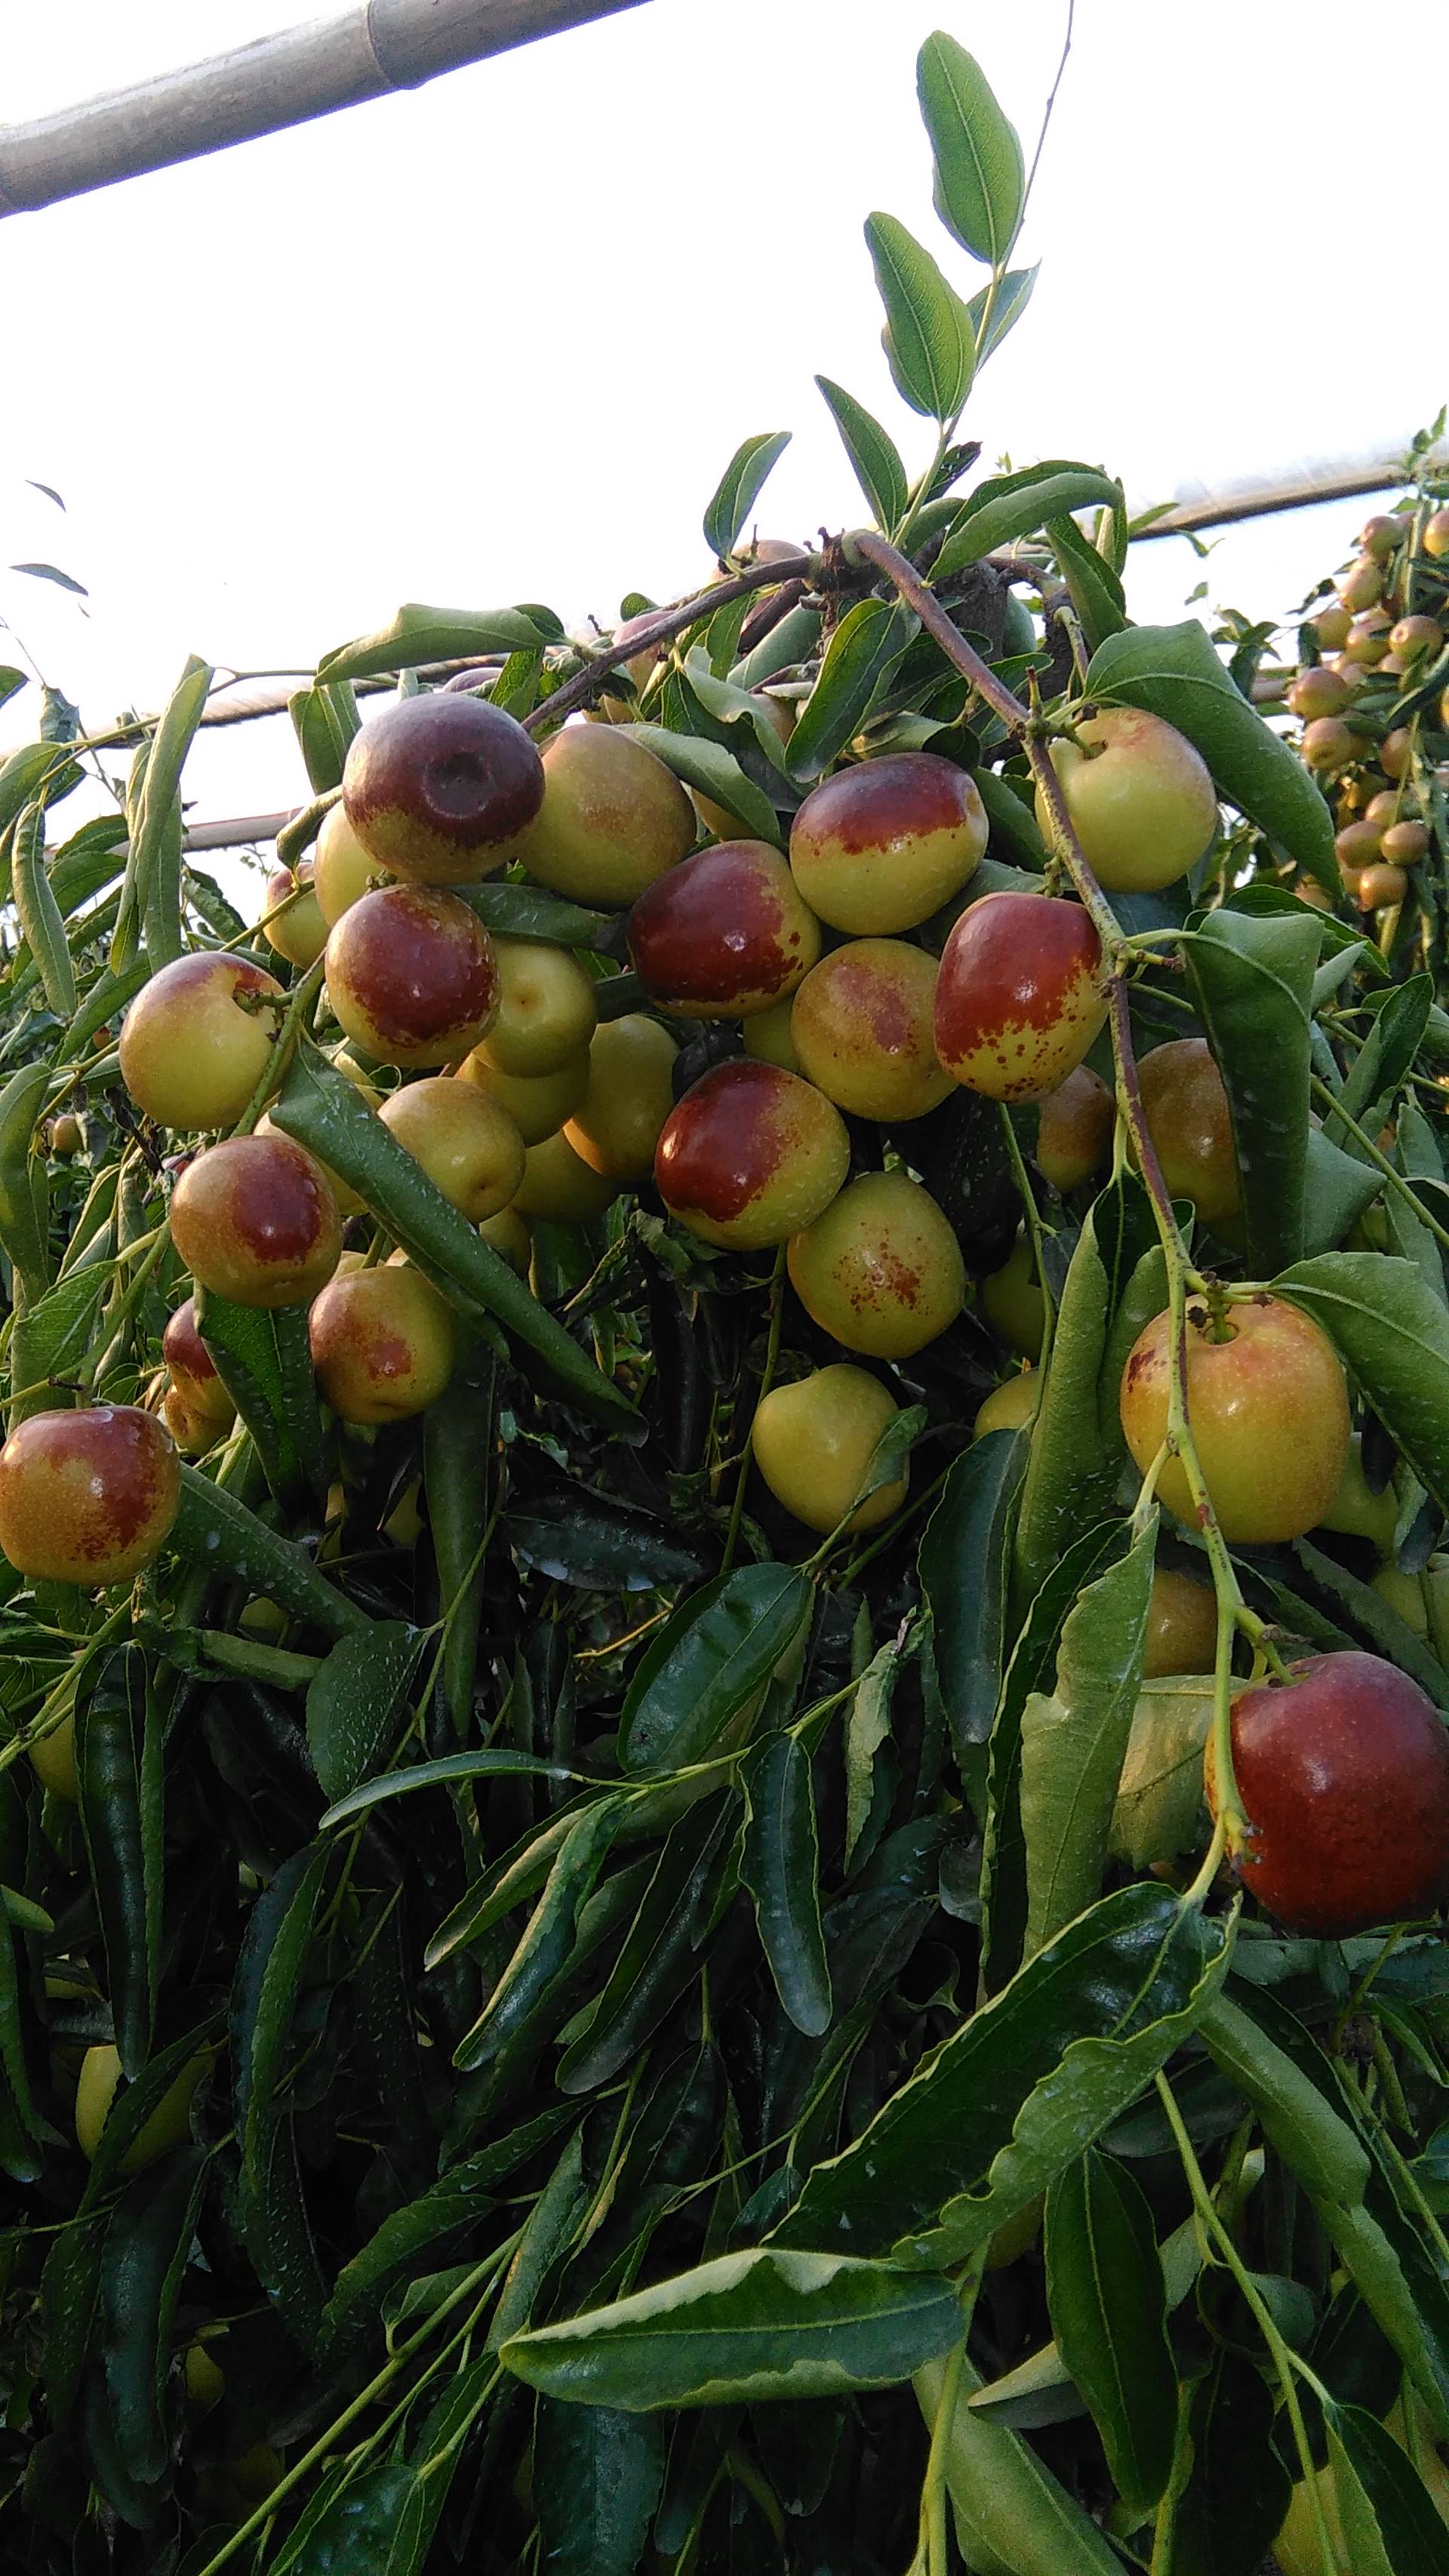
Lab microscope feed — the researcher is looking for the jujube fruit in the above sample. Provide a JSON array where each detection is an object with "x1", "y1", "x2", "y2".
[
  {"x1": 1381, "y1": 819, "x2": 1429, "y2": 865},
  {"x1": 263, "y1": 857, "x2": 327, "y2": 968},
  {"x1": 255, "y1": 1103, "x2": 371, "y2": 1218},
  {"x1": 28, "y1": 1711, "x2": 78, "y2": 1802},
  {"x1": 1356, "y1": 516, "x2": 1401, "y2": 562},
  {"x1": 515, "y1": 725, "x2": 695, "y2": 905},
  {"x1": 1119, "y1": 1294, "x2": 1349, "y2": 1543},
  {"x1": 934, "y1": 891, "x2": 1107, "y2": 1101},
  {"x1": 511, "y1": 1128, "x2": 620, "y2": 1225},
  {"x1": 162, "y1": 1296, "x2": 235, "y2": 1433},
  {"x1": 50, "y1": 1113, "x2": 82, "y2": 1157},
  {"x1": 1286, "y1": 666, "x2": 1349, "y2": 722},
  {"x1": 790, "y1": 938, "x2": 950, "y2": 1122},
  {"x1": 629, "y1": 841, "x2": 820, "y2": 1017},
  {"x1": 1380, "y1": 727, "x2": 1412, "y2": 780},
  {"x1": 75, "y1": 2042, "x2": 210, "y2": 2168},
  {"x1": 457, "y1": 1046, "x2": 589, "y2": 1145},
  {"x1": 787, "y1": 1171, "x2": 964, "y2": 1359},
  {"x1": 379, "y1": 1076, "x2": 525, "y2": 1220},
  {"x1": 1335, "y1": 557, "x2": 1383, "y2": 612},
  {"x1": 789, "y1": 752, "x2": 986, "y2": 935},
  {"x1": 341, "y1": 692, "x2": 544, "y2": 886},
  {"x1": 309, "y1": 1265, "x2": 457, "y2": 1423},
  {"x1": 752, "y1": 1364, "x2": 907, "y2": 1534},
  {"x1": 654, "y1": 1060, "x2": 848, "y2": 1251},
  {"x1": 1208, "y1": 1651, "x2": 1449, "y2": 1935},
  {"x1": 162, "y1": 1388, "x2": 226, "y2": 1459},
  {"x1": 1424, "y1": 508, "x2": 1449, "y2": 559},
  {"x1": 1137, "y1": 1039, "x2": 1242, "y2": 1234},
  {"x1": 742, "y1": 995, "x2": 804, "y2": 1073},
  {"x1": 1142, "y1": 1567, "x2": 1217, "y2": 1679},
  {"x1": 1035, "y1": 1063, "x2": 1114, "y2": 1191},
  {"x1": 170, "y1": 1135, "x2": 342, "y2": 1308},
  {"x1": 469, "y1": 937, "x2": 598, "y2": 1076},
  {"x1": 974, "y1": 1371, "x2": 1038, "y2": 1438},
  {"x1": 119, "y1": 952, "x2": 283, "y2": 1131},
  {"x1": 0, "y1": 1405, "x2": 180, "y2": 1584},
  {"x1": 312, "y1": 801, "x2": 380, "y2": 925},
  {"x1": 325, "y1": 885, "x2": 500, "y2": 1069},
  {"x1": 1035, "y1": 707, "x2": 1217, "y2": 893},
  {"x1": 979, "y1": 1233, "x2": 1045, "y2": 1359},
  {"x1": 478, "y1": 1205, "x2": 531, "y2": 1275},
  {"x1": 1371, "y1": 1564, "x2": 1428, "y2": 1637},
  {"x1": 1318, "y1": 1433, "x2": 1397, "y2": 1551},
  {"x1": 1311, "y1": 602, "x2": 1352, "y2": 650},
  {"x1": 1300, "y1": 717, "x2": 1355, "y2": 774},
  {"x1": 564, "y1": 1015, "x2": 678, "y2": 1181},
  {"x1": 1355, "y1": 863, "x2": 1407, "y2": 910},
  {"x1": 1389, "y1": 614, "x2": 1441, "y2": 660}
]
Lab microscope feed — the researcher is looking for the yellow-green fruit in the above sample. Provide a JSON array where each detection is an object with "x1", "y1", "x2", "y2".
[
  {"x1": 379, "y1": 1076, "x2": 526, "y2": 1221},
  {"x1": 1319, "y1": 1435, "x2": 1397, "y2": 1550},
  {"x1": 1120, "y1": 1296, "x2": 1349, "y2": 1546},
  {"x1": 789, "y1": 939, "x2": 952, "y2": 1122},
  {"x1": 313, "y1": 800, "x2": 382, "y2": 926},
  {"x1": 1142, "y1": 1567, "x2": 1218, "y2": 1679},
  {"x1": 1035, "y1": 708, "x2": 1217, "y2": 893},
  {"x1": 752, "y1": 1365, "x2": 908, "y2": 1534},
  {"x1": 1137, "y1": 1039, "x2": 1242, "y2": 1236},
  {"x1": 564, "y1": 1015, "x2": 678, "y2": 1181},
  {"x1": 515, "y1": 725, "x2": 695, "y2": 904},
  {"x1": 472, "y1": 937, "x2": 598, "y2": 1077},
  {"x1": 51, "y1": 1113, "x2": 83, "y2": 1158},
  {"x1": 743, "y1": 995, "x2": 804, "y2": 1073},
  {"x1": 309, "y1": 1265, "x2": 457, "y2": 1425},
  {"x1": 457, "y1": 1047, "x2": 588, "y2": 1146},
  {"x1": 512, "y1": 1129, "x2": 620, "y2": 1224},
  {"x1": 974, "y1": 1371, "x2": 1038, "y2": 1439},
  {"x1": 119, "y1": 952, "x2": 284, "y2": 1132},
  {"x1": 478, "y1": 1205, "x2": 531, "y2": 1275},
  {"x1": 980, "y1": 1234, "x2": 1045, "y2": 1360},
  {"x1": 75, "y1": 2042, "x2": 208, "y2": 2168},
  {"x1": 29, "y1": 1710, "x2": 78, "y2": 1802},
  {"x1": 1035, "y1": 1064, "x2": 1115, "y2": 1192},
  {"x1": 787, "y1": 1172, "x2": 964, "y2": 1359},
  {"x1": 1373, "y1": 1564, "x2": 1429, "y2": 1637},
  {"x1": 185, "y1": 2343, "x2": 226, "y2": 2411},
  {"x1": 263, "y1": 860, "x2": 328, "y2": 970}
]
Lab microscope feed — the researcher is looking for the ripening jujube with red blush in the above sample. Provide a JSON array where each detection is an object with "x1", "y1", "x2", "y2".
[
  {"x1": 309, "y1": 1265, "x2": 457, "y2": 1425},
  {"x1": 1142, "y1": 1566, "x2": 1218, "y2": 1679},
  {"x1": 789, "y1": 938, "x2": 951, "y2": 1122},
  {"x1": 325, "y1": 885, "x2": 500, "y2": 1069},
  {"x1": 0, "y1": 1405, "x2": 180, "y2": 1584},
  {"x1": 1035, "y1": 1063, "x2": 1115, "y2": 1192},
  {"x1": 788, "y1": 752, "x2": 987, "y2": 935},
  {"x1": 162, "y1": 1297, "x2": 235, "y2": 1434},
  {"x1": 1206, "y1": 1651, "x2": 1449, "y2": 1937},
  {"x1": 629, "y1": 841, "x2": 820, "y2": 1018},
  {"x1": 1119, "y1": 1294, "x2": 1349, "y2": 1543},
  {"x1": 1136, "y1": 1038, "x2": 1242, "y2": 1235},
  {"x1": 255, "y1": 1104, "x2": 371, "y2": 1219},
  {"x1": 341, "y1": 691, "x2": 544, "y2": 886},
  {"x1": 1335, "y1": 556, "x2": 1383, "y2": 613},
  {"x1": 119, "y1": 951, "x2": 283, "y2": 1131},
  {"x1": 170, "y1": 1134, "x2": 342, "y2": 1309},
  {"x1": 564, "y1": 1015, "x2": 678, "y2": 1182},
  {"x1": 654, "y1": 1059, "x2": 849, "y2": 1251},
  {"x1": 752, "y1": 1365, "x2": 907, "y2": 1535},
  {"x1": 1285, "y1": 665, "x2": 1349, "y2": 722},
  {"x1": 263, "y1": 857, "x2": 328, "y2": 969},
  {"x1": 515, "y1": 725, "x2": 696, "y2": 906},
  {"x1": 1034, "y1": 707, "x2": 1217, "y2": 893},
  {"x1": 379, "y1": 1076, "x2": 526, "y2": 1221},
  {"x1": 934, "y1": 891, "x2": 1108, "y2": 1101},
  {"x1": 787, "y1": 1171, "x2": 964, "y2": 1360},
  {"x1": 469, "y1": 938, "x2": 598, "y2": 1077}
]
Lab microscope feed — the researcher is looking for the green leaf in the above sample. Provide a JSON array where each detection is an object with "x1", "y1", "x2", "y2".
[
  {"x1": 917, "y1": 33, "x2": 1025, "y2": 266},
  {"x1": 918, "y1": 1436, "x2": 1026, "y2": 1757},
  {"x1": 555, "y1": 1796, "x2": 734, "y2": 2094},
  {"x1": 1014, "y1": 1176, "x2": 1155, "y2": 1599},
  {"x1": 509, "y1": 1492, "x2": 701, "y2": 1591},
  {"x1": 864, "y1": 214, "x2": 975, "y2": 423},
  {"x1": 1020, "y1": 1518, "x2": 1156, "y2": 1957},
  {"x1": 502, "y1": 2247, "x2": 964, "y2": 2408},
  {"x1": 288, "y1": 680, "x2": 360, "y2": 794},
  {"x1": 814, "y1": 377, "x2": 908, "y2": 532},
  {"x1": 1087, "y1": 620, "x2": 1340, "y2": 891},
  {"x1": 615, "y1": 722, "x2": 783, "y2": 847},
  {"x1": 1198, "y1": 1992, "x2": 1369, "y2": 2205},
  {"x1": 98, "y1": 2150, "x2": 207, "y2": 2488},
  {"x1": 1182, "y1": 907, "x2": 1319, "y2": 1273},
  {"x1": 1332, "y1": 975, "x2": 1433, "y2": 1144},
  {"x1": 0, "y1": 1060, "x2": 51, "y2": 1292},
  {"x1": 1046, "y1": 513, "x2": 1128, "y2": 654},
  {"x1": 1327, "y1": 2399, "x2": 1449, "y2": 2574},
  {"x1": 456, "y1": 880, "x2": 608, "y2": 948},
  {"x1": 172, "y1": 1465, "x2": 371, "y2": 1642},
  {"x1": 195, "y1": 1288, "x2": 328, "y2": 1507},
  {"x1": 534, "y1": 2400, "x2": 666, "y2": 2576},
  {"x1": 1304, "y1": 1123, "x2": 1386, "y2": 1260},
  {"x1": 455, "y1": 1796, "x2": 626, "y2": 2071},
  {"x1": 934, "y1": 462, "x2": 1121, "y2": 579},
  {"x1": 269, "y1": 1044, "x2": 641, "y2": 1440},
  {"x1": 776, "y1": 1882, "x2": 1231, "y2": 2267},
  {"x1": 786, "y1": 597, "x2": 919, "y2": 783},
  {"x1": 272, "y1": 2464, "x2": 424, "y2": 2574},
  {"x1": 75, "y1": 1649, "x2": 162, "y2": 2077},
  {"x1": 740, "y1": 1733, "x2": 832, "y2": 2037},
  {"x1": 1044, "y1": 2149, "x2": 1176, "y2": 2510},
  {"x1": 844, "y1": 1641, "x2": 900, "y2": 1872},
  {"x1": 1109, "y1": 1676, "x2": 1213, "y2": 1870},
  {"x1": 1274, "y1": 1252, "x2": 1449, "y2": 1518},
  {"x1": 1171, "y1": 2350, "x2": 1291, "y2": 2576},
  {"x1": 11, "y1": 802, "x2": 75, "y2": 1017},
  {"x1": 619, "y1": 1563, "x2": 812, "y2": 1775},
  {"x1": 702, "y1": 432, "x2": 792, "y2": 560},
  {"x1": 306, "y1": 1623, "x2": 423, "y2": 1804},
  {"x1": 315, "y1": 602, "x2": 563, "y2": 685},
  {"x1": 965, "y1": 263, "x2": 1039, "y2": 364},
  {"x1": 915, "y1": 2352, "x2": 1127, "y2": 2575},
  {"x1": 319, "y1": 1750, "x2": 580, "y2": 1831},
  {"x1": 111, "y1": 657, "x2": 212, "y2": 968}
]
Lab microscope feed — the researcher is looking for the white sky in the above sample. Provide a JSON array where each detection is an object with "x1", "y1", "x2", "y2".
[{"x1": 0, "y1": 0, "x2": 1444, "y2": 898}]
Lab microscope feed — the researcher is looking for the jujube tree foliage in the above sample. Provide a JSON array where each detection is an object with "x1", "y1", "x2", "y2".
[{"x1": 0, "y1": 29, "x2": 1447, "y2": 2576}]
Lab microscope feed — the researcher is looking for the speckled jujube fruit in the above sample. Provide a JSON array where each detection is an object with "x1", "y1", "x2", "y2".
[
  {"x1": 654, "y1": 1060, "x2": 849, "y2": 1251},
  {"x1": 1035, "y1": 708, "x2": 1217, "y2": 893},
  {"x1": 934, "y1": 892, "x2": 1108, "y2": 1101},
  {"x1": 341, "y1": 692, "x2": 544, "y2": 885},
  {"x1": 629, "y1": 841, "x2": 820, "y2": 1018},
  {"x1": 0, "y1": 1405, "x2": 180, "y2": 1583},
  {"x1": 325, "y1": 885, "x2": 500, "y2": 1069},
  {"x1": 1120, "y1": 1294, "x2": 1349, "y2": 1543},
  {"x1": 1207, "y1": 1651, "x2": 1449, "y2": 1936},
  {"x1": 263, "y1": 857, "x2": 328, "y2": 969},
  {"x1": 974, "y1": 1371, "x2": 1038, "y2": 1439},
  {"x1": 789, "y1": 752, "x2": 986, "y2": 935},
  {"x1": 511, "y1": 1128, "x2": 620, "y2": 1225},
  {"x1": 379, "y1": 1076, "x2": 526, "y2": 1221},
  {"x1": 162, "y1": 1296, "x2": 235, "y2": 1432},
  {"x1": 514, "y1": 725, "x2": 696, "y2": 905},
  {"x1": 1142, "y1": 1567, "x2": 1217, "y2": 1678},
  {"x1": 752, "y1": 1365, "x2": 908, "y2": 1534},
  {"x1": 457, "y1": 1046, "x2": 589, "y2": 1145},
  {"x1": 119, "y1": 952, "x2": 284, "y2": 1131},
  {"x1": 170, "y1": 1135, "x2": 342, "y2": 1309},
  {"x1": 469, "y1": 937, "x2": 598, "y2": 1076},
  {"x1": 787, "y1": 1171, "x2": 964, "y2": 1359},
  {"x1": 1035, "y1": 1063, "x2": 1115, "y2": 1192},
  {"x1": 312, "y1": 802, "x2": 381, "y2": 925},
  {"x1": 564, "y1": 1015, "x2": 678, "y2": 1181},
  {"x1": 789, "y1": 939, "x2": 951, "y2": 1122},
  {"x1": 1137, "y1": 1039, "x2": 1242, "y2": 1234},
  {"x1": 309, "y1": 1264, "x2": 457, "y2": 1424}
]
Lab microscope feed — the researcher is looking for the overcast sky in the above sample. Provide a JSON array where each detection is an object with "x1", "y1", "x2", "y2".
[{"x1": 1, "y1": 0, "x2": 1444, "y2": 895}]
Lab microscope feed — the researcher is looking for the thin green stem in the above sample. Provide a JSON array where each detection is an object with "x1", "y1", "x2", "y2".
[
  {"x1": 998, "y1": 1103, "x2": 1057, "y2": 1369},
  {"x1": 720, "y1": 1247, "x2": 786, "y2": 1575},
  {"x1": 1309, "y1": 1071, "x2": 1449, "y2": 1254}
]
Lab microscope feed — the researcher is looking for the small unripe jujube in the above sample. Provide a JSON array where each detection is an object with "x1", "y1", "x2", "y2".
[
  {"x1": 564, "y1": 1015, "x2": 678, "y2": 1180},
  {"x1": 752, "y1": 1365, "x2": 908, "y2": 1534},
  {"x1": 1035, "y1": 708, "x2": 1217, "y2": 892},
  {"x1": 787, "y1": 1171, "x2": 964, "y2": 1359},
  {"x1": 1286, "y1": 665, "x2": 1349, "y2": 722},
  {"x1": 119, "y1": 952, "x2": 284, "y2": 1131},
  {"x1": 469, "y1": 937, "x2": 598, "y2": 1077},
  {"x1": 75, "y1": 2042, "x2": 210, "y2": 2168},
  {"x1": 312, "y1": 802, "x2": 380, "y2": 926},
  {"x1": 263, "y1": 858, "x2": 327, "y2": 969},
  {"x1": 1300, "y1": 717, "x2": 1355, "y2": 774},
  {"x1": 1336, "y1": 557, "x2": 1383, "y2": 614},
  {"x1": 511, "y1": 1128, "x2": 620, "y2": 1225},
  {"x1": 1142, "y1": 1567, "x2": 1217, "y2": 1679},
  {"x1": 980, "y1": 1233, "x2": 1045, "y2": 1359},
  {"x1": 1380, "y1": 819, "x2": 1429, "y2": 866},
  {"x1": 974, "y1": 1371, "x2": 1038, "y2": 1439},
  {"x1": 1137, "y1": 1039, "x2": 1242, "y2": 1234}
]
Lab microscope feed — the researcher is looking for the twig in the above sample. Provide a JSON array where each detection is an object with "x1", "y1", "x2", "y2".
[{"x1": 524, "y1": 553, "x2": 817, "y2": 735}]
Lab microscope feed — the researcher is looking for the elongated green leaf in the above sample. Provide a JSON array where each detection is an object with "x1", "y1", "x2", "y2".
[
  {"x1": 844, "y1": 1641, "x2": 899, "y2": 1872},
  {"x1": 1304, "y1": 1121, "x2": 1386, "y2": 1259},
  {"x1": 814, "y1": 377, "x2": 909, "y2": 532},
  {"x1": 112, "y1": 656, "x2": 212, "y2": 968},
  {"x1": 11, "y1": 802, "x2": 75, "y2": 1017},
  {"x1": 740, "y1": 1733, "x2": 831, "y2": 2036},
  {"x1": 617, "y1": 722, "x2": 783, "y2": 845},
  {"x1": 1275, "y1": 1252, "x2": 1449, "y2": 1517},
  {"x1": 965, "y1": 263, "x2": 1039, "y2": 365},
  {"x1": 555, "y1": 1796, "x2": 734, "y2": 2094},
  {"x1": 1198, "y1": 1993, "x2": 1370, "y2": 2205},
  {"x1": 288, "y1": 679, "x2": 360, "y2": 794},
  {"x1": 1172, "y1": 2350, "x2": 1291, "y2": 2576},
  {"x1": 864, "y1": 214, "x2": 975, "y2": 423},
  {"x1": 1182, "y1": 907, "x2": 1318, "y2": 1272},
  {"x1": 0, "y1": 1060, "x2": 51, "y2": 1292},
  {"x1": 918, "y1": 1435, "x2": 1026, "y2": 1756},
  {"x1": 1014, "y1": 1176, "x2": 1154, "y2": 1599},
  {"x1": 1327, "y1": 2399, "x2": 1449, "y2": 2573},
  {"x1": 917, "y1": 33, "x2": 1024, "y2": 265},
  {"x1": 456, "y1": 1795, "x2": 625, "y2": 2071},
  {"x1": 915, "y1": 2353, "x2": 1126, "y2": 2575},
  {"x1": 457, "y1": 879, "x2": 608, "y2": 948},
  {"x1": 702, "y1": 432, "x2": 792, "y2": 560},
  {"x1": 320, "y1": 1749, "x2": 580, "y2": 1830},
  {"x1": 1044, "y1": 2150, "x2": 1175, "y2": 2511},
  {"x1": 75, "y1": 1649, "x2": 162, "y2": 2077},
  {"x1": 777, "y1": 1882, "x2": 1232, "y2": 2267},
  {"x1": 534, "y1": 2402, "x2": 665, "y2": 2576},
  {"x1": 1047, "y1": 512, "x2": 1128, "y2": 654},
  {"x1": 99, "y1": 2150, "x2": 207, "y2": 2486},
  {"x1": 1333, "y1": 975, "x2": 1433, "y2": 1143},
  {"x1": 1088, "y1": 620, "x2": 1339, "y2": 889},
  {"x1": 503, "y1": 2248, "x2": 963, "y2": 2408},
  {"x1": 172, "y1": 1465, "x2": 370, "y2": 1642},
  {"x1": 306, "y1": 1623, "x2": 422, "y2": 1803},
  {"x1": 315, "y1": 602, "x2": 563, "y2": 685},
  {"x1": 1020, "y1": 1518, "x2": 1156, "y2": 1956},
  {"x1": 619, "y1": 1563, "x2": 811, "y2": 1774},
  {"x1": 787, "y1": 598, "x2": 919, "y2": 783},
  {"x1": 934, "y1": 462, "x2": 1121, "y2": 579},
  {"x1": 273, "y1": 2464, "x2": 424, "y2": 2575},
  {"x1": 195, "y1": 1288, "x2": 328, "y2": 1505}
]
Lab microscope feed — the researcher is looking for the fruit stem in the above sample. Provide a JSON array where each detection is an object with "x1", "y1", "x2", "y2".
[{"x1": 525, "y1": 552, "x2": 817, "y2": 737}]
